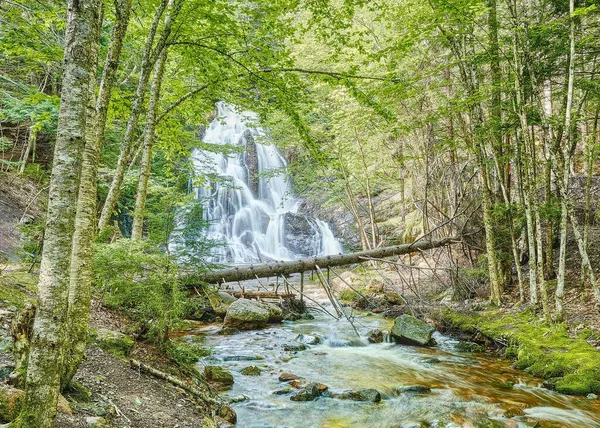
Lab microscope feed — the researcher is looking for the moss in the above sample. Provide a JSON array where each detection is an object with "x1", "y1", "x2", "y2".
[
  {"x1": 89, "y1": 328, "x2": 134, "y2": 359},
  {"x1": 0, "y1": 387, "x2": 24, "y2": 423},
  {"x1": 166, "y1": 341, "x2": 210, "y2": 366},
  {"x1": 0, "y1": 271, "x2": 37, "y2": 309},
  {"x1": 439, "y1": 308, "x2": 600, "y2": 396}
]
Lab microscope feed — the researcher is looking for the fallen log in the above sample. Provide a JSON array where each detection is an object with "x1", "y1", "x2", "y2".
[{"x1": 183, "y1": 237, "x2": 459, "y2": 285}]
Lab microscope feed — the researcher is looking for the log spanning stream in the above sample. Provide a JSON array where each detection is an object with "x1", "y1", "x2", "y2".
[{"x1": 190, "y1": 284, "x2": 600, "y2": 428}]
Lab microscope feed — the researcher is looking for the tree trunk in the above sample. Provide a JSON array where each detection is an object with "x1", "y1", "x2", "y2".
[
  {"x1": 131, "y1": 49, "x2": 168, "y2": 240},
  {"x1": 183, "y1": 237, "x2": 459, "y2": 285},
  {"x1": 97, "y1": 0, "x2": 173, "y2": 231},
  {"x1": 60, "y1": 0, "x2": 134, "y2": 389},
  {"x1": 12, "y1": 0, "x2": 101, "y2": 425}
]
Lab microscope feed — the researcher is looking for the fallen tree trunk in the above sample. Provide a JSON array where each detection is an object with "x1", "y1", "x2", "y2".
[{"x1": 183, "y1": 237, "x2": 459, "y2": 285}]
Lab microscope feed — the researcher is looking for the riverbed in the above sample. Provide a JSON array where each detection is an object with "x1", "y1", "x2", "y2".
[{"x1": 194, "y1": 305, "x2": 600, "y2": 428}]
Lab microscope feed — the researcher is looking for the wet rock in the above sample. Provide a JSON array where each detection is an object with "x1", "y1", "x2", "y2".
[
  {"x1": 587, "y1": 393, "x2": 598, "y2": 400},
  {"x1": 273, "y1": 387, "x2": 292, "y2": 395},
  {"x1": 290, "y1": 382, "x2": 329, "y2": 401},
  {"x1": 283, "y1": 213, "x2": 322, "y2": 257},
  {"x1": 455, "y1": 341, "x2": 484, "y2": 353},
  {"x1": 90, "y1": 328, "x2": 135, "y2": 358},
  {"x1": 334, "y1": 388, "x2": 381, "y2": 402},
  {"x1": 223, "y1": 355, "x2": 262, "y2": 362},
  {"x1": 218, "y1": 404, "x2": 237, "y2": 424},
  {"x1": 204, "y1": 366, "x2": 234, "y2": 386},
  {"x1": 240, "y1": 366, "x2": 261, "y2": 376},
  {"x1": 393, "y1": 385, "x2": 432, "y2": 394},
  {"x1": 223, "y1": 298, "x2": 270, "y2": 330},
  {"x1": 227, "y1": 395, "x2": 248, "y2": 403},
  {"x1": 282, "y1": 343, "x2": 307, "y2": 352},
  {"x1": 390, "y1": 314, "x2": 435, "y2": 346},
  {"x1": 542, "y1": 378, "x2": 558, "y2": 390},
  {"x1": 208, "y1": 291, "x2": 237, "y2": 316},
  {"x1": 366, "y1": 329, "x2": 384, "y2": 343},
  {"x1": 279, "y1": 372, "x2": 301, "y2": 382},
  {"x1": 296, "y1": 334, "x2": 322, "y2": 345},
  {"x1": 254, "y1": 301, "x2": 283, "y2": 322},
  {"x1": 420, "y1": 358, "x2": 441, "y2": 364}
]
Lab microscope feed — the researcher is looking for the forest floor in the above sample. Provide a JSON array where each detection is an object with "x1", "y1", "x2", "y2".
[{"x1": 0, "y1": 269, "x2": 227, "y2": 428}]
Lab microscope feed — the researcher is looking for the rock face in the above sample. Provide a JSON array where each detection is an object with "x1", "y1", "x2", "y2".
[
  {"x1": 290, "y1": 383, "x2": 329, "y2": 401},
  {"x1": 390, "y1": 314, "x2": 435, "y2": 346},
  {"x1": 334, "y1": 388, "x2": 381, "y2": 402},
  {"x1": 223, "y1": 299, "x2": 270, "y2": 330},
  {"x1": 243, "y1": 130, "x2": 259, "y2": 197},
  {"x1": 204, "y1": 366, "x2": 234, "y2": 386},
  {"x1": 283, "y1": 212, "x2": 320, "y2": 257},
  {"x1": 208, "y1": 291, "x2": 237, "y2": 316}
]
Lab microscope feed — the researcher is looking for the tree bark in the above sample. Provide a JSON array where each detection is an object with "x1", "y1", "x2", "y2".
[
  {"x1": 131, "y1": 49, "x2": 168, "y2": 240},
  {"x1": 61, "y1": 0, "x2": 134, "y2": 389},
  {"x1": 183, "y1": 237, "x2": 459, "y2": 285},
  {"x1": 12, "y1": 0, "x2": 101, "y2": 425},
  {"x1": 97, "y1": 0, "x2": 175, "y2": 231}
]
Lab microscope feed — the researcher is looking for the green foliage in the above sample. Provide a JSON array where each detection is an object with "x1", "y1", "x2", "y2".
[
  {"x1": 166, "y1": 341, "x2": 211, "y2": 366},
  {"x1": 92, "y1": 239, "x2": 184, "y2": 345},
  {"x1": 17, "y1": 218, "x2": 45, "y2": 266}
]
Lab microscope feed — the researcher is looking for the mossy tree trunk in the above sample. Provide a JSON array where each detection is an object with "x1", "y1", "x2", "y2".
[
  {"x1": 11, "y1": 0, "x2": 102, "y2": 425},
  {"x1": 61, "y1": 0, "x2": 134, "y2": 389}
]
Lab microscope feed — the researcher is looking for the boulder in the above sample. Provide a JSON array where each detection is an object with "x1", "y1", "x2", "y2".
[
  {"x1": 290, "y1": 383, "x2": 329, "y2": 401},
  {"x1": 223, "y1": 299, "x2": 269, "y2": 330},
  {"x1": 254, "y1": 301, "x2": 283, "y2": 322},
  {"x1": 240, "y1": 366, "x2": 261, "y2": 376},
  {"x1": 204, "y1": 366, "x2": 234, "y2": 386},
  {"x1": 208, "y1": 291, "x2": 237, "y2": 316},
  {"x1": 390, "y1": 314, "x2": 435, "y2": 346},
  {"x1": 334, "y1": 388, "x2": 381, "y2": 402}
]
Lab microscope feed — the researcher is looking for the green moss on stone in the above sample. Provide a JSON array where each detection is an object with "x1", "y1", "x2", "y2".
[
  {"x1": 89, "y1": 328, "x2": 134, "y2": 359},
  {"x1": 439, "y1": 308, "x2": 600, "y2": 396}
]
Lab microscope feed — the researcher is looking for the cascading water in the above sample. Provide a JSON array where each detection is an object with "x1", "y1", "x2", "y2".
[{"x1": 192, "y1": 102, "x2": 342, "y2": 263}]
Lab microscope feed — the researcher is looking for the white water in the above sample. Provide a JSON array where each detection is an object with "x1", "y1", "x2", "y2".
[{"x1": 191, "y1": 102, "x2": 342, "y2": 263}]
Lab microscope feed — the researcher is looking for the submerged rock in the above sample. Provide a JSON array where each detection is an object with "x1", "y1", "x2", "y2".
[
  {"x1": 290, "y1": 383, "x2": 329, "y2": 401},
  {"x1": 278, "y1": 372, "x2": 301, "y2": 382},
  {"x1": 208, "y1": 291, "x2": 237, "y2": 316},
  {"x1": 223, "y1": 298, "x2": 270, "y2": 330},
  {"x1": 390, "y1": 314, "x2": 435, "y2": 346},
  {"x1": 223, "y1": 355, "x2": 262, "y2": 362},
  {"x1": 204, "y1": 366, "x2": 234, "y2": 386},
  {"x1": 240, "y1": 366, "x2": 261, "y2": 376},
  {"x1": 296, "y1": 334, "x2": 322, "y2": 345},
  {"x1": 334, "y1": 388, "x2": 381, "y2": 402},
  {"x1": 366, "y1": 329, "x2": 384, "y2": 343},
  {"x1": 273, "y1": 387, "x2": 292, "y2": 395},
  {"x1": 282, "y1": 343, "x2": 307, "y2": 352},
  {"x1": 393, "y1": 385, "x2": 432, "y2": 394}
]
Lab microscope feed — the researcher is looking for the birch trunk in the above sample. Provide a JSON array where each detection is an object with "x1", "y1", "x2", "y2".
[
  {"x1": 131, "y1": 49, "x2": 168, "y2": 240},
  {"x1": 97, "y1": 0, "x2": 173, "y2": 231},
  {"x1": 61, "y1": 0, "x2": 133, "y2": 388},
  {"x1": 12, "y1": 0, "x2": 101, "y2": 425}
]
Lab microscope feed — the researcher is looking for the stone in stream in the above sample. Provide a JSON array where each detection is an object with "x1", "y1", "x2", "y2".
[
  {"x1": 240, "y1": 366, "x2": 261, "y2": 376},
  {"x1": 366, "y1": 329, "x2": 384, "y2": 343},
  {"x1": 393, "y1": 385, "x2": 432, "y2": 394},
  {"x1": 273, "y1": 387, "x2": 292, "y2": 395},
  {"x1": 290, "y1": 382, "x2": 329, "y2": 401},
  {"x1": 390, "y1": 314, "x2": 435, "y2": 346},
  {"x1": 223, "y1": 355, "x2": 263, "y2": 362},
  {"x1": 223, "y1": 298, "x2": 270, "y2": 330},
  {"x1": 333, "y1": 388, "x2": 382, "y2": 402},
  {"x1": 278, "y1": 372, "x2": 301, "y2": 382},
  {"x1": 282, "y1": 343, "x2": 307, "y2": 352},
  {"x1": 208, "y1": 291, "x2": 237, "y2": 316},
  {"x1": 204, "y1": 366, "x2": 234, "y2": 386}
]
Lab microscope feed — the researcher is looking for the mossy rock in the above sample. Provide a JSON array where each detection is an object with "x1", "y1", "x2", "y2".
[
  {"x1": 0, "y1": 386, "x2": 24, "y2": 423},
  {"x1": 391, "y1": 314, "x2": 435, "y2": 346},
  {"x1": 204, "y1": 365, "x2": 234, "y2": 386},
  {"x1": 240, "y1": 366, "x2": 261, "y2": 376},
  {"x1": 90, "y1": 328, "x2": 134, "y2": 358},
  {"x1": 207, "y1": 291, "x2": 237, "y2": 316}
]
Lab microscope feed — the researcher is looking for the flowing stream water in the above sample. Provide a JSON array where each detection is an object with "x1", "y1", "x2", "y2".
[{"x1": 194, "y1": 291, "x2": 600, "y2": 428}]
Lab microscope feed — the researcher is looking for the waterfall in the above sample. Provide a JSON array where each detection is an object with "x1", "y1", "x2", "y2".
[{"x1": 191, "y1": 102, "x2": 342, "y2": 264}]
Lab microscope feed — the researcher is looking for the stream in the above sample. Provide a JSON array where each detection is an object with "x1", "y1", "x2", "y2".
[{"x1": 193, "y1": 305, "x2": 600, "y2": 428}]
